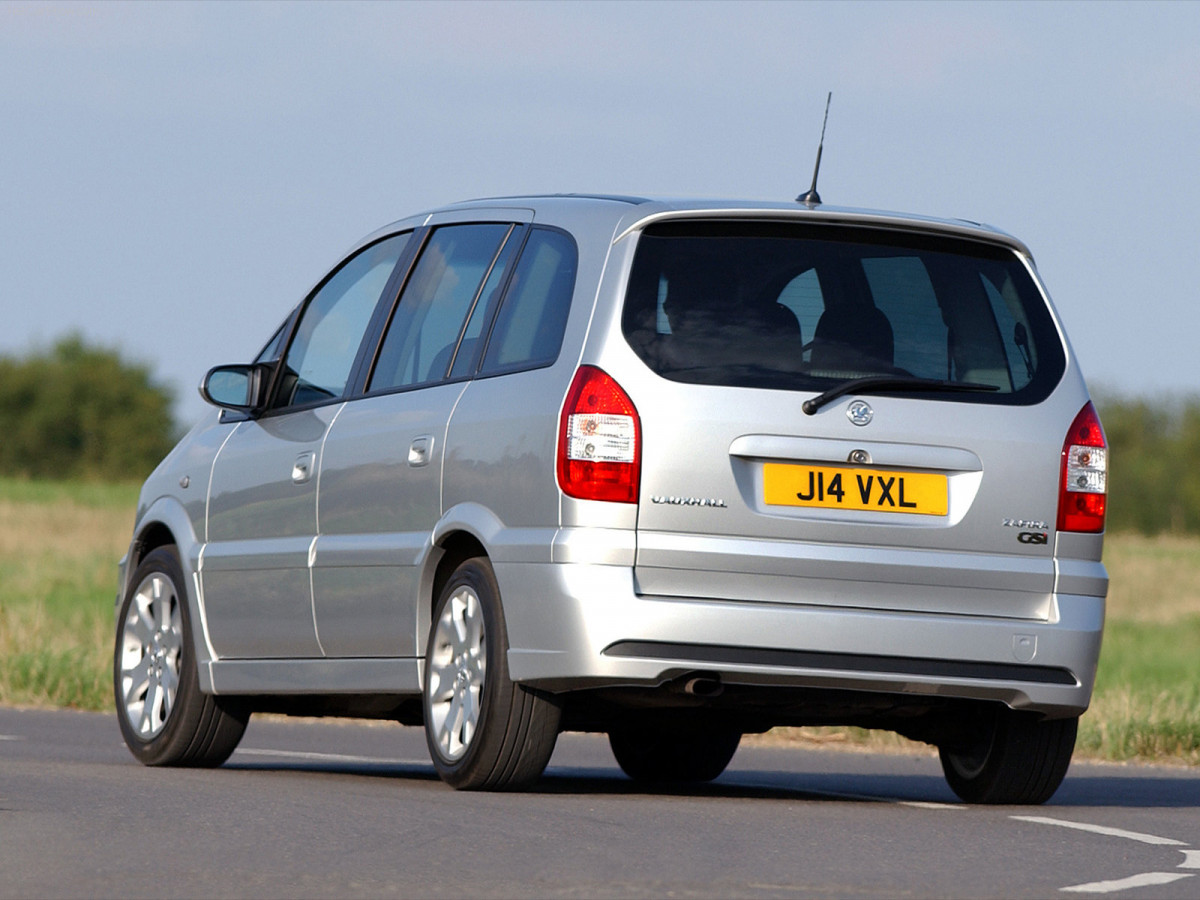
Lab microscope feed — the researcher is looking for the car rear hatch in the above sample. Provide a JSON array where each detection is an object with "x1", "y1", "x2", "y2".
[{"x1": 619, "y1": 217, "x2": 1075, "y2": 622}]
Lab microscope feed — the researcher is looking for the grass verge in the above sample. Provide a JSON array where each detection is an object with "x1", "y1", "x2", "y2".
[
  {"x1": 1077, "y1": 618, "x2": 1200, "y2": 765},
  {"x1": 0, "y1": 479, "x2": 137, "y2": 709},
  {"x1": 1, "y1": 477, "x2": 1197, "y2": 766}
]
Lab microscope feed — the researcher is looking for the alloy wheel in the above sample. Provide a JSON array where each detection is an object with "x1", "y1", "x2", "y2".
[
  {"x1": 426, "y1": 585, "x2": 487, "y2": 761},
  {"x1": 117, "y1": 572, "x2": 184, "y2": 739}
]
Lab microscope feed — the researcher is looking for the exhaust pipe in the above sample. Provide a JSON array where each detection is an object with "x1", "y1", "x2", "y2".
[{"x1": 682, "y1": 674, "x2": 723, "y2": 698}]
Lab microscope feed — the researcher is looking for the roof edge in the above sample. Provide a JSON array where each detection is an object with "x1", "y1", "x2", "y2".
[{"x1": 611, "y1": 205, "x2": 1032, "y2": 255}]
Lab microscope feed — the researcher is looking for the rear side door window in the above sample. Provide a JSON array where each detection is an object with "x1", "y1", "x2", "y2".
[{"x1": 370, "y1": 224, "x2": 516, "y2": 391}]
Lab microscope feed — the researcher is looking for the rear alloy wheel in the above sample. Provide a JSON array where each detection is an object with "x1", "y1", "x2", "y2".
[
  {"x1": 939, "y1": 707, "x2": 1077, "y2": 804},
  {"x1": 423, "y1": 557, "x2": 561, "y2": 790},
  {"x1": 114, "y1": 545, "x2": 248, "y2": 767},
  {"x1": 609, "y1": 721, "x2": 742, "y2": 784}
]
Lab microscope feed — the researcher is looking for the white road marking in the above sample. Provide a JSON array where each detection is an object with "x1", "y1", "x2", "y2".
[
  {"x1": 1014, "y1": 815, "x2": 1198, "y2": 895},
  {"x1": 231, "y1": 748, "x2": 1200, "y2": 897},
  {"x1": 899, "y1": 801, "x2": 965, "y2": 810},
  {"x1": 0, "y1": 734, "x2": 25, "y2": 741},
  {"x1": 1060, "y1": 872, "x2": 1193, "y2": 894},
  {"x1": 234, "y1": 747, "x2": 429, "y2": 766},
  {"x1": 1011, "y1": 815, "x2": 1188, "y2": 847}
]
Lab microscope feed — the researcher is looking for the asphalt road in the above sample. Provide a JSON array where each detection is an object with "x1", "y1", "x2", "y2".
[{"x1": 2, "y1": 707, "x2": 1199, "y2": 899}]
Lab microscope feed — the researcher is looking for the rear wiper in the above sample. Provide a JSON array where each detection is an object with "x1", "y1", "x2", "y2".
[{"x1": 801, "y1": 375, "x2": 1000, "y2": 415}]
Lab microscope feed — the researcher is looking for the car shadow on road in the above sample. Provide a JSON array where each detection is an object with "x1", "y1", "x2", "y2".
[
  {"x1": 222, "y1": 758, "x2": 920, "y2": 803},
  {"x1": 1049, "y1": 773, "x2": 1200, "y2": 808},
  {"x1": 538, "y1": 768, "x2": 1200, "y2": 809},
  {"x1": 540, "y1": 766, "x2": 957, "y2": 804},
  {"x1": 223, "y1": 758, "x2": 444, "y2": 783},
  {"x1": 222, "y1": 756, "x2": 957, "y2": 805},
  {"x1": 220, "y1": 756, "x2": 1200, "y2": 809}
]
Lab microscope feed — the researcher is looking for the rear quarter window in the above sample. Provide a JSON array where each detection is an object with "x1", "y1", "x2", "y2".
[{"x1": 478, "y1": 227, "x2": 578, "y2": 375}]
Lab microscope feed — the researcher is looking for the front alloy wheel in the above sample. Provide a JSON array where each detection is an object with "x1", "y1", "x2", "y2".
[
  {"x1": 117, "y1": 568, "x2": 184, "y2": 739},
  {"x1": 114, "y1": 545, "x2": 248, "y2": 767},
  {"x1": 609, "y1": 721, "x2": 742, "y2": 784}
]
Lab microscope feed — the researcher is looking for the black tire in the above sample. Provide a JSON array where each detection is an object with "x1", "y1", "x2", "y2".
[
  {"x1": 423, "y1": 557, "x2": 561, "y2": 790},
  {"x1": 939, "y1": 707, "x2": 1077, "y2": 804},
  {"x1": 114, "y1": 545, "x2": 249, "y2": 767},
  {"x1": 609, "y1": 721, "x2": 742, "y2": 784}
]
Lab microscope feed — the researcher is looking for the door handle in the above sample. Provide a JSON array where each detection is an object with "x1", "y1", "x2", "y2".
[
  {"x1": 408, "y1": 435, "x2": 433, "y2": 467},
  {"x1": 292, "y1": 451, "x2": 315, "y2": 484}
]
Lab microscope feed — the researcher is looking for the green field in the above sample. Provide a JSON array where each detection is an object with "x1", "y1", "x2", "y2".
[
  {"x1": 0, "y1": 480, "x2": 137, "y2": 710},
  {"x1": 1, "y1": 479, "x2": 1197, "y2": 765},
  {"x1": 1079, "y1": 534, "x2": 1200, "y2": 763}
]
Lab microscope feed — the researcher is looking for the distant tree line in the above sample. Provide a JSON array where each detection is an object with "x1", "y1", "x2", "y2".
[
  {"x1": 0, "y1": 335, "x2": 176, "y2": 481},
  {"x1": 1097, "y1": 393, "x2": 1200, "y2": 534},
  {"x1": 0, "y1": 336, "x2": 1193, "y2": 531}
]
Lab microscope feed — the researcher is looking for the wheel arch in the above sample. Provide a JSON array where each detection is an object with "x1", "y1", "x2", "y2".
[
  {"x1": 128, "y1": 520, "x2": 176, "y2": 571},
  {"x1": 417, "y1": 530, "x2": 487, "y2": 658},
  {"x1": 417, "y1": 502, "x2": 507, "y2": 656},
  {"x1": 121, "y1": 497, "x2": 215, "y2": 675},
  {"x1": 126, "y1": 494, "x2": 201, "y2": 562}
]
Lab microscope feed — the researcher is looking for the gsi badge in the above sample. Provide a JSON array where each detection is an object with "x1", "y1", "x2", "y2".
[{"x1": 846, "y1": 400, "x2": 873, "y2": 426}]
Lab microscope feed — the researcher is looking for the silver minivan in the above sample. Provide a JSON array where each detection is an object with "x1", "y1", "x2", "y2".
[{"x1": 115, "y1": 195, "x2": 1108, "y2": 803}]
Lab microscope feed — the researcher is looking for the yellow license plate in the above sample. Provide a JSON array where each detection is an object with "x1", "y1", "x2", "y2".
[{"x1": 763, "y1": 463, "x2": 948, "y2": 516}]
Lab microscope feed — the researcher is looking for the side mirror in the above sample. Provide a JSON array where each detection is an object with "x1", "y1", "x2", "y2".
[{"x1": 199, "y1": 363, "x2": 271, "y2": 412}]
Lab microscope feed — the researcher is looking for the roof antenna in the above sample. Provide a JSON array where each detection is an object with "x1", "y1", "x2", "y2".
[{"x1": 797, "y1": 92, "x2": 832, "y2": 207}]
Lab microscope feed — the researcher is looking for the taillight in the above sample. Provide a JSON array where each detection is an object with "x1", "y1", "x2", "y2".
[
  {"x1": 557, "y1": 366, "x2": 641, "y2": 503},
  {"x1": 1058, "y1": 401, "x2": 1107, "y2": 533}
]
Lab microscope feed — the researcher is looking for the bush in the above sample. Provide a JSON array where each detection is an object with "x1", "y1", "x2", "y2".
[
  {"x1": 1096, "y1": 392, "x2": 1200, "y2": 535},
  {"x1": 0, "y1": 335, "x2": 175, "y2": 481}
]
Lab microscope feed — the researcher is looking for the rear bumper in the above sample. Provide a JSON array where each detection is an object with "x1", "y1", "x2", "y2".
[{"x1": 496, "y1": 561, "x2": 1104, "y2": 718}]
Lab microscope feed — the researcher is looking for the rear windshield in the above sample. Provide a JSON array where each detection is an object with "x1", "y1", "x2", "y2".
[{"x1": 621, "y1": 221, "x2": 1065, "y2": 403}]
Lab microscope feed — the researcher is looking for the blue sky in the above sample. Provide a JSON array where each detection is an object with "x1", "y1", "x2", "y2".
[{"x1": 2, "y1": 0, "x2": 1197, "y2": 426}]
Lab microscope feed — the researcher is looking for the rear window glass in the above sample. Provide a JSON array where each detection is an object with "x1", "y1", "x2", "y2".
[{"x1": 621, "y1": 221, "x2": 1064, "y2": 403}]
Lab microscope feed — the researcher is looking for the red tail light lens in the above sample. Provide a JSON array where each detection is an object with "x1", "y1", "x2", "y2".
[
  {"x1": 557, "y1": 366, "x2": 640, "y2": 503},
  {"x1": 1058, "y1": 401, "x2": 1107, "y2": 533}
]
